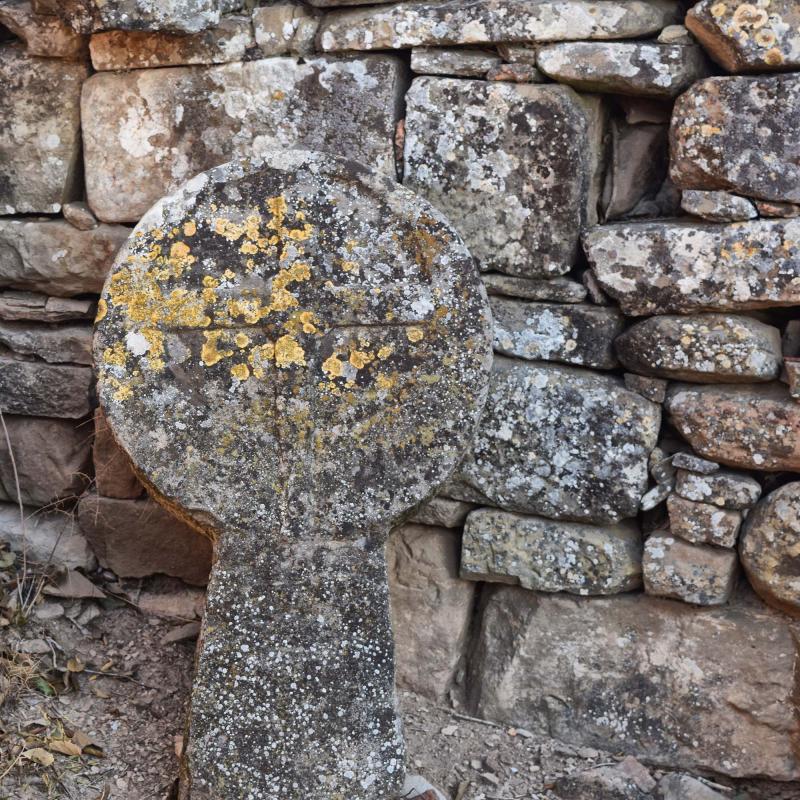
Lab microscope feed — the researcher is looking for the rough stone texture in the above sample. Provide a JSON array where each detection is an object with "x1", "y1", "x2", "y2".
[
  {"x1": 446, "y1": 357, "x2": 661, "y2": 524},
  {"x1": 671, "y1": 452, "x2": 718, "y2": 474},
  {"x1": 643, "y1": 533, "x2": 737, "y2": 605},
  {"x1": 537, "y1": 43, "x2": 707, "y2": 97},
  {"x1": 487, "y1": 63, "x2": 544, "y2": 82},
  {"x1": 667, "y1": 495, "x2": 741, "y2": 548},
  {"x1": 584, "y1": 219, "x2": 800, "y2": 315},
  {"x1": 680, "y1": 189, "x2": 757, "y2": 222},
  {"x1": 624, "y1": 374, "x2": 667, "y2": 404},
  {"x1": 0, "y1": 220, "x2": 130, "y2": 296},
  {"x1": 77, "y1": 494, "x2": 212, "y2": 585},
  {"x1": 675, "y1": 468, "x2": 761, "y2": 509},
  {"x1": 407, "y1": 496, "x2": 474, "y2": 528},
  {"x1": 0, "y1": 1, "x2": 89, "y2": 58},
  {"x1": 62, "y1": 201, "x2": 98, "y2": 231},
  {"x1": 410, "y1": 47, "x2": 501, "y2": 77},
  {"x1": 481, "y1": 274, "x2": 587, "y2": 303},
  {"x1": 757, "y1": 199, "x2": 800, "y2": 218},
  {"x1": 0, "y1": 45, "x2": 87, "y2": 215},
  {"x1": 657, "y1": 24, "x2": 693, "y2": 45},
  {"x1": 404, "y1": 78, "x2": 603, "y2": 278},
  {"x1": 318, "y1": 0, "x2": 679, "y2": 51},
  {"x1": 0, "y1": 291, "x2": 94, "y2": 323},
  {"x1": 667, "y1": 383, "x2": 800, "y2": 470},
  {"x1": 461, "y1": 507, "x2": 642, "y2": 595},
  {"x1": 387, "y1": 524, "x2": 475, "y2": 701},
  {"x1": 469, "y1": 587, "x2": 800, "y2": 779},
  {"x1": 94, "y1": 152, "x2": 492, "y2": 799},
  {"x1": 670, "y1": 75, "x2": 800, "y2": 204},
  {"x1": 252, "y1": 3, "x2": 319, "y2": 56},
  {"x1": 0, "y1": 415, "x2": 91, "y2": 507},
  {"x1": 0, "y1": 358, "x2": 92, "y2": 418},
  {"x1": 686, "y1": 0, "x2": 800, "y2": 73},
  {"x1": 93, "y1": 407, "x2": 143, "y2": 500},
  {"x1": 0, "y1": 321, "x2": 92, "y2": 364},
  {"x1": 553, "y1": 764, "x2": 652, "y2": 800},
  {"x1": 615, "y1": 314, "x2": 782, "y2": 383},
  {"x1": 52, "y1": 0, "x2": 243, "y2": 33},
  {"x1": 82, "y1": 55, "x2": 404, "y2": 223},
  {"x1": 739, "y1": 481, "x2": 800, "y2": 616},
  {"x1": 657, "y1": 773, "x2": 729, "y2": 800},
  {"x1": 0, "y1": 503, "x2": 95, "y2": 570},
  {"x1": 89, "y1": 15, "x2": 254, "y2": 70},
  {"x1": 490, "y1": 297, "x2": 623, "y2": 369}
]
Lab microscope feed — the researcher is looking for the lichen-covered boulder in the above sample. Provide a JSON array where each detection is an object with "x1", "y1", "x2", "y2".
[
  {"x1": 0, "y1": 45, "x2": 87, "y2": 215},
  {"x1": 680, "y1": 189, "x2": 757, "y2": 222},
  {"x1": 739, "y1": 482, "x2": 800, "y2": 616},
  {"x1": 0, "y1": 2, "x2": 88, "y2": 59},
  {"x1": 404, "y1": 78, "x2": 603, "y2": 278},
  {"x1": 445, "y1": 357, "x2": 661, "y2": 524},
  {"x1": 686, "y1": 0, "x2": 800, "y2": 73},
  {"x1": 614, "y1": 314, "x2": 782, "y2": 383},
  {"x1": 584, "y1": 219, "x2": 800, "y2": 315},
  {"x1": 82, "y1": 56, "x2": 404, "y2": 222},
  {"x1": 670, "y1": 74, "x2": 800, "y2": 203}
]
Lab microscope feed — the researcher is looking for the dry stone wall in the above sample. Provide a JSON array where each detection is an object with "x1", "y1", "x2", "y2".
[{"x1": 1, "y1": 0, "x2": 800, "y2": 789}]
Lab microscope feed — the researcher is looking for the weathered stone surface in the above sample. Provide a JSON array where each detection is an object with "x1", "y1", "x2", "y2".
[
  {"x1": 487, "y1": 63, "x2": 544, "y2": 82},
  {"x1": 408, "y1": 496, "x2": 474, "y2": 528},
  {"x1": 404, "y1": 78, "x2": 603, "y2": 278},
  {"x1": 0, "y1": 46, "x2": 87, "y2": 215},
  {"x1": 657, "y1": 24, "x2": 693, "y2": 45},
  {"x1": 497, "y1": 43, "x2": 539, "y2": 63},
  {"x1": 680, "y1": 189, "x2": 757, "y2": 222},
  {"x1": 0, "y1": 220, "x2": 130, "y2": 296},
  {"x1": 675, "y1": 468, "x2": 761, "y2": 509},
  {"x1": 411, "y1": 47, "x2": 500, "y2": 77},
  {"x1": 537, "y1": 43, "x2": 707, "y2": 97},
  {"x1": 0, "y1": 503, "x2": 95, "y2": 570},
  {"x1": 615, "y1": 314, "x2": 782, "y2": 383},
  {"x1": 53, "y1": 0, "x2": 242, "y2": 33},
  {"x1": 667, "y1": 383, "x2": 800, "y2": 470},
  {"x1": 469, "y1": 587, "x2": 800, "y2": 779},
  {"x1": 446, "y1": 358, "x2": 661, "y2": 524},
  {"x1": 252, "y1": 3, "x2": 318, "y2": 56},
  {"x1": 89, "y1": 15, "x2": 253, "y2": 70},
  {"x1": 0, "y1": 358, "x2": 92, "y2": 418},
  {"x1": 0, "y1": 291, "x2": 94, "y2": 323},
  {"x1": 757, "y1": 199, "x2": 800, "y2": 218},
  {"x1": 0, "y1": 1, "x2": 88, "y2": 58},
  {"x1": 77, "y1": 494, "x2": 212, "y2": 585},
  {"x1": 686, "y1": 0, "x2": 800, "y2": 72},
  {"x1": 624, "y1": 373, "x2": 667, "y2": 404},
  {"x1": 0, "y1": 321, "x2": 92, "y2": 364},
  {"x1": 643, "y1": 533, "x2": 737, "y2": 605},
  {"x1": 388, "y1": 524, "x2": 475, "y2": 700},
  {"x1": 739, "y1": 482, "x2": 800, "y2": 616},
  {"x1": 667, "y1": 494, "x2": 741, "y2": 548},
  {"x1": 0, "y1": 416, "x2": 91, "y2": 507},
  {"x1": 671, "y1": 452, "x2": 718, "y2": 474},
  {"x1": 83, "y1": 55, "x2": 404, "y2": 222},
  {"x1": 671, "y1": 75, "x2": 800, "y2": 203},
  {"x1": 584, "y1": 219, "x2": 800, "y2": 315},
  {"x1": 93, "y1": 407, "x2": 143, "y2": 500},
  {"x1": 62, "y1": 201, "x2": 98, "y2": 231},
  {"x1": 639, "y1": 482, "x2": 671, "y2": 511},
  {"x1": 657, "y1": 773, "x2": 729, "y2": 800},
  {"x1": 490, "y1": 297, "x2": 623, "y2": 369},
  {"x1": 787, "y1": 359, "x2": 800, "y2": 400},
  {"x1": 462, "y1": 507, "x2": 642, "y2": 595},
  {"x1": 553, "y1": 764, "x2": 652, "y2": 800},
  {"x1": 95, "y1": 152, "x2": 492, "y2": 799},
  {"x1": 481, "y1": 274, "x2": 587, "y2": 303},
  {"x1": 318, "y1": 0, "x2": 679, "y2": 51}
]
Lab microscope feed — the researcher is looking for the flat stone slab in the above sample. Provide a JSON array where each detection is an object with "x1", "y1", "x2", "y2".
[
  {"x1": 0, "y1": 45, "x2": 87, "y2": 215},
  {"x1": 671, "y1": 74, "x2": 800, "y2": 203},
  {"x1": 318, "y1": 0, "x2": 679, "y2": 51},
  {"x1": 410, "y1": 47, "x2": 501, "y2": 77},
  {"x1": 469, "y1": 587, "x2": 800, "y2": 780},
  {"x1": 94, "y1": 151, "x2": 492, "y2": 799},
  {"x1": 680, "y1": 189, "x2": 757, "y2": 222},
  {"x1": 0, "y1": 321, "x2": 91, "y2": 364},
  {"x1": 584, "y1": 219, "x2": 800, "y2": 315},
  {"x1": 675, "y1": 468, "x2": 761, "y2": 509},
  {"x1": 481, "y1": 274, "x2": 587, "y2": 303},
  {"x1": 404, "y1": 78, "x2": 602, "y2": 278},
  {"x1": 666, "y1": 495, "x2": 741, "y2": 548},
  {"x1": 82, "y1": 55, "x2": 404, "y2": 222},
  {"x1": 537, "y1": 42, "x2": 707, "y2": 97},
  {"x1": 0, "y1": 358, "x2": 93, "y2": 418},
  {"x1": 461, "y1": 507, "x2": 642, "y2": 595},
  {"x1": 445, "y1": 357, "x2": 661, "y2": 524},
  {"x1": 0, "y1": 291, "x2": 95, "y2": 323}
]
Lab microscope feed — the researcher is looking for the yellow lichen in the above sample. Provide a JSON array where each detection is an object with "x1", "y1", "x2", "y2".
[
  {"x1": 183, "y1": 220, "x2": 197, "y2": 237},
  {"x1": 95, "y1": 298, "x2": 108, "y2": 323},
  {"x1": 406, "y1": 327, "x2": 424, "y2": 343},
  {"x1": 322, "y1": 353, "x2": 344, "y2": 378},
  {"x1": 235, "y1": 332, "x2": 251, "y2": 348},
  {"x1": 201, "y1": 331, "x2": 234, "y2": 366},
  {"x1": 231, "y1": 363, "x2": 250, "y2": 381},
  {"x1": 377, "y1": 345, "x2": 394, "y2": 360},
  {"x1": 349, "y1": 349, "x2": 372, "y2": 369},
  {"x1": 274, "y1": 335, "x2": 305, "y2": 368},
  {"x1": 103, "y1": 341, "x2": 127, "y2": 367}
]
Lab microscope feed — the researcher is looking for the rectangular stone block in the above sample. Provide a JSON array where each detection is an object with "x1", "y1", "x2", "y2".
[
  {"x1": 0, "y1": 45, "x2": 88, "y2": 214},
  {"x1": 0, "y1": 358, "x2": 93, "y2": 418},
  {"x1": 92, "y1": 407, "x2": 144, "y2": 499},
  {"x1": 666, "y1": 494, "x2": 741, "y2": 548},
  {"x1": 0, "y1": 321, "x2": 92, "y2": 365},
  {"x1": 469, "y1": 587, "x2": 800, "y2": 780},
  {"x1": 82, "y1": 55, "x2": 404, "y2": 222},
  {"x1": 404, "y1": 78, "x2": 603, "y2": 278},
  {"x1": 0, "y1": 2, "x2": 89, "y2": 59}
]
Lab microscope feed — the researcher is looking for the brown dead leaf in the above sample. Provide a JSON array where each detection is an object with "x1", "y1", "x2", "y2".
[
  {"x1": 21, "y1": 747, "x2": 54, "y2": 766},
  {"x1": 48, "y1": 738, "x2": 82, "y2": 757},
  {"x1": 66, "y1": 657, "x2": 85, "y2": 673},
  {"x1": 45, "y1": 570, "x2": 106, "y2": 600}
]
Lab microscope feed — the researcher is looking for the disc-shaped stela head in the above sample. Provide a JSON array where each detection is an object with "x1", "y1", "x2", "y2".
[{"x1": 95, "y1": 150, "x2": 492, "y2": 539}]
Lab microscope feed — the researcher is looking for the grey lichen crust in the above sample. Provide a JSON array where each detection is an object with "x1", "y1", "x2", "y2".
[{"x1": 94, "y1": 150, "x2": 492, "y2": 799}]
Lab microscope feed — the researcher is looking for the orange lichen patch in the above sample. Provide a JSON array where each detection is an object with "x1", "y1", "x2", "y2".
[
  {"x1": 141, "y1": 327, "x2": 166, "y2": 371},
  {"x1": 104, "y1": 374, "x2": 133, "y2": 402},
  {"x1": 375, "y1": 373, "x2": 397, "y2": 390},
  {"x1": 377, "y1": 345, "x2": 394, "y2": 360},
  {"x1": 214, "y1": 218, "x2": 246, "y2": 241},
  {"x1": 183, "y1": 220, "x2": 197, "y2": 237},
  {"x1": 201, "y1": 331, "x2": 234, "y2": 367},
  {"x1": 248, "y1": 342, "x2": 275, "y2": 379},
  {"x1": 103, "y1": 341, "x2": 127, "y2": 367},
  {"x1": 223, "y1": 297, "x2": 267, "y2": 325},
  {"x1": 274, "y1": 334, "x2": 305, "y2": 368},
  {"x1": 322, "y1": 353, "x2": 344, "y2": 378},
  {"x1": 406, "y1": 327, "x2": 424, "y2": 343},
  {"x1": 764, "y1": 47, "x2": 784, "y2": 64},
  {"x1": 231, "y1": 363, "x2": 250, "y2": 381},
  {"x1": 732, "y1": 3, "x2": 768, "y2": 29},
  {"x1": 235, "y1": 332, "x2": 251, "y2": 349},
  {"x1": 95, "y1": 298, "x2": 108, "y2": 323},
  {"x1": 349, "y1": 349, "x2": 373, "y2": 369}
]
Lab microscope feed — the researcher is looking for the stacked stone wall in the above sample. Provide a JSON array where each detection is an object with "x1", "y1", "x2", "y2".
[{"x1": 1, "y1": 0, "x2": 799, "y2": 786}]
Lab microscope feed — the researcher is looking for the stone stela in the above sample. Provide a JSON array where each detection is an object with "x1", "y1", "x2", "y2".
[{"x1": 94, "y1": 151, "x2": 492, "y2": 799}]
